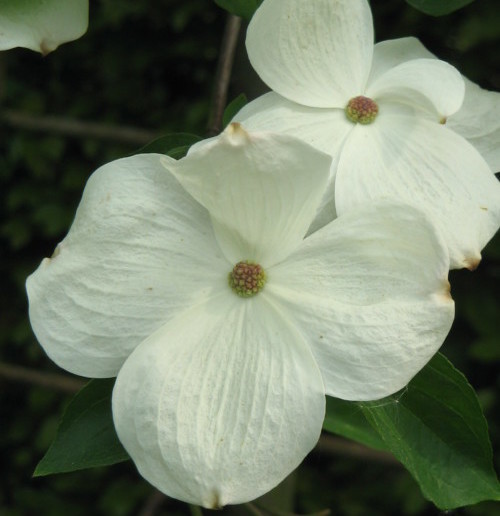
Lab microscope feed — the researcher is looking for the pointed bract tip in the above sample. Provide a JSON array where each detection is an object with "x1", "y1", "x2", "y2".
[
  {"x1": 224, "y1": 122, "x2": 250, "y2": 145},
  {"x1": 464, "y1": 255, "x2": 481, "y2": 271},
  {"x1": 206, "y1": 490, "x2": 223, "y2": 510},
  {"x1": 40, "y1": 40, "x2": 56, "y2": 56}
]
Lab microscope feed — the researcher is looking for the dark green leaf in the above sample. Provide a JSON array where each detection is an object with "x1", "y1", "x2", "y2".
[
  {"x1": 360, "y1": 353, "x2": 500, "y2": 509},
  {"x1": 223, "y1": 93, "x2": 248, "y2": 128},
  {"x1": 34, "y1": 379, "x2": 129, "y2": 476},
  {"x1": 136, "y1": 133, "x2": 202, "y2": 157},
  {"x1": 405, "y1": 0, "x2": 475, "y2": 16},
  {"x1": 323, "y1": 396, "x2": 386, "y2": 452},
  {"x1": 214, "y1": 0, "x2": 263, "y2": 21}
]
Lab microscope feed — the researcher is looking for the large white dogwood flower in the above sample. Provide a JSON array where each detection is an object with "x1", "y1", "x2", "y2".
[
  {"x1": 235, "y1": 0, "x2": 500, "y2": 270},
  {"x1": 27, "y1": 124, "x2": 454, "y2": 508},
  {"x1": 0, "y1": 0, "x2": 88, "y2": 54}
]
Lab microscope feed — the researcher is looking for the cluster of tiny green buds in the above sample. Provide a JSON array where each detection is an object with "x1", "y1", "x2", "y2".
[
  {"x1": 229, "y1": 261, "x2": 267, "y2": 298},
  {"x1": 345, "y1": 95, "x2": 379, "y2": 124}
]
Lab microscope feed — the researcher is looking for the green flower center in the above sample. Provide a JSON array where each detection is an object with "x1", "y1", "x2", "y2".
[
  {"x1": 345, "y1": 95, "x2": 379, "y2": 124},
  {"x1": 229, "y1": 261, "x2": 267, "y2": 298}
]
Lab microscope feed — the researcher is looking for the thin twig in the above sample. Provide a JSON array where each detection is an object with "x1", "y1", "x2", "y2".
[
  {"x1": 245, "y1": 503, "x2": 265, "y2": 516},
  {"x1": 1, "y1": 109, "x2": 159, "y2": 145},
  {"x1": 253, "y1": 504, "x2": 331, "y2": 516},
  {"x1": 137, "y1": 490, "x2": 167, "y2": 516},
  {"x1": 189, "y1": 504, "x2": 204, "y2": 516},
  {"x1": 206, "y1": 14, "x2": 242, "y2": 136},
  {"x1": 316, "y1": 434, "x2": 397, "y2": 465},
  {"x1": 0, "y1": 361, "x2": 85, "y2": 393}
]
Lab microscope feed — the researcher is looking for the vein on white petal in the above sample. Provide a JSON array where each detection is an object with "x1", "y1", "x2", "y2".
[
  {"x1": 165, "y1": 126, "x2": 332, "y2": 266},
  {"x1": 113, "y1": 293, "x2": 325, "y2": 507},
  {"x1": 335, "y1": 117, "x2": 500, "y2": 269},
  {"x1": 246, "y1": 0, "x2": 374, "y2": 107},
  {"x1": 265, "y1": 203, "x2": 454, "y2": 401},
  {"x1": 27, "y1": 153, "x2": 228, "y2": 378}
]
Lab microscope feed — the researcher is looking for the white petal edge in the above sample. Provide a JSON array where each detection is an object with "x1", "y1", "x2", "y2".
[
  {"x1": 266, "y1": 203, "x2": 454, "y2": 401},
  {"x1": 112, "y1": 293, "x2": 325, "y2": 508},
  {"x1": 335, "y1": 115, "x2": 500, "y2": 269},
  {"x1": 370, "y1": 37, "x2": 500, "y2": 171},
  {"x1": 0, "y1": 0, "x2": 89, "y2": 54},
  {"x1": 447, "y1": 77, "x2": 500, "y2": 173},
  {"x1": 232, "y1": 92, "x2": 354, "y2": 159},
  {"x1": 367, "y1": 58, "x2": 465, "y2": 119},
  {"x1": 26, "y1": 154, "x2": 229, "y2": 378},
  {"x1": 369, "y1": 37, "x2": 435, "y2": 85},
  {"x1": 246, "y1": 0, "x2": 374, "y2": 108},
  {"x1": 164, "y1": 123, "x2": 332, "y2": 267},
  {"x1": 230, "y1": 92, "x2": 355, "y2": 230}
]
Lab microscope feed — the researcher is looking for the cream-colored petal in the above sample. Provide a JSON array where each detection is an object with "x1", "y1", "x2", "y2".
[
  {"x1": 165, "y1": 124, "x2": 332, "y2": 267},
  {"x1": 335, "y1": 115, "x2": 500, "y2": 269},
  {"x1": 369, "y1": 37, "x2": 435, "y2": 84},
  {"x1": 27, "y1": 154, "x2": 228, "y2": 378},
  {"x1": 266, "y1": 203, "x2": 454, "y2": 401},
  {"x1": 246, "y1": 0, "x2": 374, "y2": 107},
  {"x1": 113, "y1": 294, "x2": 325, "y2": 508},
  {"x1": 447, "y1": 77, "x2": 500, "y2": 173},
  {"x1": 367, "y1": 58, "x2": 465, "y2": 119},
  {"x1": 232, "y1": 92, "x2": 353, "y2": 157},
  {"x1": 370, "y1": 38, "x2": 500, "y2": 170},
  {"x1": 0, "y1": 0, "x2": 88, "y2": 54}
]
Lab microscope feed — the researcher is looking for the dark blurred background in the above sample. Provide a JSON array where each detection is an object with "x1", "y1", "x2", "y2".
[{"x1": 0, "y1": 0, "x2": 498, "y2": 515}]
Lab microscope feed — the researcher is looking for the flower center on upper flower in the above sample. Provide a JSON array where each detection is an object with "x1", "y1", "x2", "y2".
[
  {"x1": 345, "y1": 96, "x2": 379, "y2": 125},
  {"x1": 228, "y1": 261, "x2": 267, "y2": 298}
]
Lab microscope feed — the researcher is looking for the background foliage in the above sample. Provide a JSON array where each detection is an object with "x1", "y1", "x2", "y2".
[{"x1": 0, "y1": 0, "x2": 499, "y2": 514}]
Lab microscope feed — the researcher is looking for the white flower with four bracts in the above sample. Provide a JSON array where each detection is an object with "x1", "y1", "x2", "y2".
[
  {"x1": 235, "y1": 0, "x2": 500, "y2": 270},
  {"x1": 0, "y1": 0, "x2": 88, "y2": 54},
  {"x1": 27, "y1": 124, "x2": 454, "y2": 508}
]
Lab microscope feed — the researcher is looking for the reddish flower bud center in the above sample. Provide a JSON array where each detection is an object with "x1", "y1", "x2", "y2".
[
  {"x1": 345, "y1": 95, "x2": 379, "y2": 124},
  {"x1": 229, "y1": 261, "x2": 266, "y2": 298}
]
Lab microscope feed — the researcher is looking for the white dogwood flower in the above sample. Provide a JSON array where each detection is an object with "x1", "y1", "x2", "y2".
[
  {"x1": 0, "y1": 0, "x2": 88, "y2": 54},
  {"x1": 236, "y1": 0, "x2": 500, "y2": 270},
  {"x1": 27, "y1": 124, "x2": 454, "y2": 508}
]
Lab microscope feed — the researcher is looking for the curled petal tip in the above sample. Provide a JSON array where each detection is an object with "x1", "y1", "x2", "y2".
[
  {"x1": 464, "y1": 256, "x2": 481, "y2": 271},
  {"x1": 40, "y1": 40, "x2": 55, "y2": 56},
  {"x1": 224, "y1": 122, "x2": 250, "y2": 145}
]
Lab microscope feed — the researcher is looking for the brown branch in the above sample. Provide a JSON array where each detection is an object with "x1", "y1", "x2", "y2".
[
  {"x1": 0, "y1": 54, "x2": 6, "y2": 104},
  {"x1": 0, "y1": 361, "x2": 85, "y2": 393},
  {"x1": 138, "y1": 490, "x2": 167, "y2": 516},
  {"x1": 206, "y1": 14, "x2": 242, "y2": 136},
  {"x1": 1, "y1": 109, "x2": 159, "y2": 145},
  {"x1": 316, "y1": 434, "x2": 397, "y2": 465}
]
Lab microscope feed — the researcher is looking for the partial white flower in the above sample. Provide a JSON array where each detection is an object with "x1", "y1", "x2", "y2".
[
  {"x1": 369, "y1": 36, "x2": 500, "y2": 173},
  {"x1": 0, "y1": 0, "x2": 88, "y2": 54},
  {"x1": 236, "y1": 0, "x2": 500, "y2": 270},
  {"x1": 27, "y1": 124, "x2": 454, "y2": 507}
]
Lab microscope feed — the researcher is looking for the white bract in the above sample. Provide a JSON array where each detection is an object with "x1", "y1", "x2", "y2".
[
  {"x1": 236, "y1": 0, "x2": 500, "y2": 270},
  {"x1": 372, "y1": 37, "x2": 500, "y2": 173},
  {"x1": 0, "y1": 0, "x2": 88, "y2": 54},
  {"x1": 27, "y1": 124, "x2": 454, "y2": 508}
]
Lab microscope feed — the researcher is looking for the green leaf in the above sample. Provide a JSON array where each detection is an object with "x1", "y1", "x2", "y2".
[
  {"x1": 136, "y1": 133, "x2": 202, "y2": 158},
  {"x1": 405, "y1": 0, "x2": 475, "y2": 16},
  {"x1": 323, "y1": 396, "x2": 386, "y2": 452},
  {"x1": 214, "y1": 0, "x2": 263, "y2": 21},
  {"x1": 360, "y1": 353, "x2": 500, "y2": 509},
  {"x1": 223, "y1": 93, "x2": 248, "y2": 129},
  {"x1": 34, "y1": 379, "x2": 129, "y2": 476}
]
